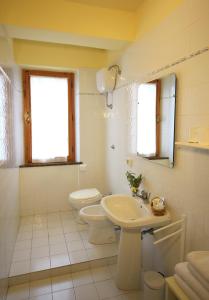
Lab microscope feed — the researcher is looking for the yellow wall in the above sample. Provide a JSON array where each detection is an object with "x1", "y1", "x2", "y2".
[
  {"x1": 136, "y1": 0, "x2": 183, "y2": 38},
  {"x1": 0, "y1": 0, "x2": 136, "y2": 41},
  {"x1": 4, "y1": 0, "x2": 184, "y2": 69},
  {"x1": 13, "y1": 39, "x2": 107, "y2": 68}
]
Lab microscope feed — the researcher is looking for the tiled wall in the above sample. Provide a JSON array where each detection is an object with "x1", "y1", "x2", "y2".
[
  {"x1": 20, "y1": 68, "x2": 108, "y2": 216},
  {"x1": 106, "y1": 0, "x2": 209, "y2": 275},
  {"x1": 0, "y1": 31, "x2": 23, "y2": 299}
]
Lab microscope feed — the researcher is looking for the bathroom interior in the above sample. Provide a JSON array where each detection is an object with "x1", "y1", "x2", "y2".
[{"x1": 0, "y1": 0, "x2": 209, "y2": 299}]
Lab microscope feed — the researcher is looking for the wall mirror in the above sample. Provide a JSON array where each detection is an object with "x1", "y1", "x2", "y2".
[{"x1": 137, "y1": 73, "x2": 176, "y2": 168}]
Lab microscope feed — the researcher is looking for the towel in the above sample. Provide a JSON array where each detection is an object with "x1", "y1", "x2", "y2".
[
  {"x1": 187, "y1": 251, "x2": 209, "y2": 283},
  {"x1": 175, "y1": 262, "x2": 209, "y2": 300},
  {"x1": 188, "y1": 263, "x2": 209, "y2": 293},
  {"x1": 175, "y1": 274, "x2": 201, "y2": 300}
]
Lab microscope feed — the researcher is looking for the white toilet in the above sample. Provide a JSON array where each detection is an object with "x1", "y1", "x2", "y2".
[
  {"x1": 80, "y1": 204, "x2": 116, "y2": 244},
  {"x1": 68, "y1": 188, "x2": 102, "y2": 223}
]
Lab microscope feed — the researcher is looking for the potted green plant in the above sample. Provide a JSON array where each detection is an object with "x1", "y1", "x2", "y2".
[{"x1": 126, "y1": 171, "x2": 142, "y2": 197}]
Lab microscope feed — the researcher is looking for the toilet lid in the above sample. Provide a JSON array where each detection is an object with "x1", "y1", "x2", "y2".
[{"x1": 70, "y1": 188, "x2": 101, "y2": 200}]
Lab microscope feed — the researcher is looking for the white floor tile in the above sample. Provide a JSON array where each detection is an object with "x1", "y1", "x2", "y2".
[
  {"x1": 51, "y1": 274, "x2": 73, "y2": 292},
  {"x1": 63, "y1": 224, "x2": 77, "y2": 233},
  {"x1": 91, "y1": 266, "x2": 112, "y2": 282},
  {"x1": 65, "y1": 232, "x2": 81, "y2": 242},
  {"x1": 50, "y1": 243, "x2": 68, "y2": 256},
  {"x1": 62, "y1": 220, "x2": 77, "y2": 227},
  {"x1": 47, "y1": 222, "x2": 62, "y2": 229},
  {"x1": 32, "y1": 237, "x2": 49, "y2": 248},
  {"x1": 53, "y1": 288, "x2": 75, "y2": 300},
  {"x1": 30, "y1": 257, "x2": 50, "y2": 272},
  {"x1": 74, "y1": 283, "x2": 99, "y2": 300},
  {"x1": 49, "y1": 234, "x2": 65, "y2": 245},
  {"x1": 34, "y1": 214, "x2": 47, "y2": 224},
  {"x1": 67, "y1": 240, "x2": 84, "y2": 252},
  {"x1": 117, "y1": 291, "x2": 144, "y2": 300},
  {"x1": 11, "y1": 212, "x2": 119, "y2": 275},
  {"x1": 19, "y1": 224, "x2": 33, "y2": 232},
  {"x1": 15, "y1": 239, "x2": 32, "y2": 250},
  {"x1": 95, "y1": 279, "x2": 124, "y2": 299},
  {"x1": 7, "y1": 283, "x2": 29, "y2": 300},
  {"x1": 33, "y1": 230, "x2": 48, "y2": 239},
  {"x1": 17, "y1": 231, "x2": 33, "y2": 241},
  {"x1": 29, "y1": 294, "x2": 52, "y2": 300},
  {"x1": 13, "y1": 249, "x2": 31, "y2": 262},
  {"x1": 10, "y1": 260, "x2": 30, "y2": 276},
  {"x1": 50, "y1": 254, "x2": 70, "y2": 268},
  {"x1": 31, "y1": 246, "x2": 50, "y2": 259},
  {"x1": 101, "y1": 244, "x2": 118, "y2": 258},
  {"x1": 48, "y1": 228, "x2": 63, "y2": 236},
  {"x1": 47, "y1": 214, "x2": 60, "y2": 223},
  {"x1": 86, "y1": 247, "x2": 104, "y2": 260},
  {"x1": 30, "y1": 278, "x2": 52, "y2": 297},
  {"x1": 69, "y1": 250, "x2": 88, "y2": 264},
  {"x1": 79, "y1": 230, "x2": 89, "y2": 240},
  {"x1": 33, "y1": 223, "x2": 48, "y2": 231},
  {"x1": 60, "y1": 211, "x2": 75, "y2": 220},
  {"x1": 72, "y1": 270, "x2": 93, "y2": 287},
  {"x1": 82, "y1": 239, "x2": 98, "y2": 249}
]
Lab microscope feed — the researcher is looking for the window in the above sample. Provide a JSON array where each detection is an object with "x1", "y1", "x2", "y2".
[
  {"x1": 0, "y1": 67, "x2": 11, "y2": 166},
  {"x1": 137, "y1": 80, "x2": 160, "y2": 158},
  {"x1": 23, "y1": 70, "x2": 75, "y2": 164}
]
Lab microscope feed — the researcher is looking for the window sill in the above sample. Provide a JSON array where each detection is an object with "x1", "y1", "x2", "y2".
[{"x1": 19, "y1": 161, "x2": 83, "y2": 168}]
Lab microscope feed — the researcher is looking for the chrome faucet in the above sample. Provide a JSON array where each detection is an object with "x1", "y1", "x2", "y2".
[{"x1": 138, "y1": 190, "x2": 151, "y2": 202}]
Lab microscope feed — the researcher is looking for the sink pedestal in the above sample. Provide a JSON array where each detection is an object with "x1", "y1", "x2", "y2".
[{"x1": 116, "y1": 228, "x2": 142, "y2": 290}]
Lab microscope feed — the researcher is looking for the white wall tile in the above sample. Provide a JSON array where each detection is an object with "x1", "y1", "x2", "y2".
[
  {"x1": 106, "y1": 0, "x2": 209, "y2": 276},
  {"x1": 20, "y1": 69, "x2": 108, "y2": 216}
]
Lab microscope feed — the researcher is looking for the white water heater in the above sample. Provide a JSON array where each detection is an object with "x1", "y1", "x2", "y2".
[{"x1": 96, "y1": 67, "x2": 116, "y2": 94}]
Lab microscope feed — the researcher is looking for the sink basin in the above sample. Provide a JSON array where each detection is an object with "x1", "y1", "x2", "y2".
[
  {"x1": 101, "y1": 194, "x2": 170, "y2": 290},
  {"x1": 101, "y1": 194, "x2": 170, "y2": 229}
]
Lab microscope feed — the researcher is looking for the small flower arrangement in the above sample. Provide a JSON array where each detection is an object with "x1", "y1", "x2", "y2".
[{"x1": 126, "y1": 171, "x2": 142, "y2": 196}]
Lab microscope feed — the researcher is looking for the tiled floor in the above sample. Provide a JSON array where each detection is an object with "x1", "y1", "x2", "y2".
[
  {"x1": 7, "y1": 264, "x2": 143, "y2": 300},
  {"x1": 10, "y1": 211, "x2": 119, "y2": 277}
]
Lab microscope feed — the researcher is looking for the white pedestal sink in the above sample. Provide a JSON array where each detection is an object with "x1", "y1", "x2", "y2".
[{"x1": 101, "y1": 194, "x2": 170, "y2": 290}]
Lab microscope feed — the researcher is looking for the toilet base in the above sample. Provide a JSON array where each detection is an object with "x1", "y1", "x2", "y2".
[
  {"x1": 88, "y1": 221, "x2": 116, "y2": 245},
  {"x1": 75, "y1": 213, "x2": 87, "y2": 224}
]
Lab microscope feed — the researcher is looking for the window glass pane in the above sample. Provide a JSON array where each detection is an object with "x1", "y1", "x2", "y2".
[
  {"x1": 30, "y1": 75, "x2": 68, "y2": 161},
  {"x1": 137, "y1": 83, "x2": 157, "y2": 157}
]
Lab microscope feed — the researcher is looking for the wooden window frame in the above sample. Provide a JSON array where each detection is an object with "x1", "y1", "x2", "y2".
[{"x1": 23, "y1": 69, "x2": 75, "y2": 164}]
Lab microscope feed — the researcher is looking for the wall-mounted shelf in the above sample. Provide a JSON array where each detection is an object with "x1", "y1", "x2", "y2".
[{"x1": 175, "y1": 141, "x2": 209, "y2": 150}]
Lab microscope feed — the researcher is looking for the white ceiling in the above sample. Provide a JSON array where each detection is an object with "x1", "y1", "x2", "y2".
[{"x1": 68, "y1": 0, "x2": 142, "y2": 11}]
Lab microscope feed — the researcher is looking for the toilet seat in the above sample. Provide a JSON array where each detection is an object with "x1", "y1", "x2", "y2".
[
  {"x1": 80, "y1": 204, "x2": 107, "y2": 221},
  {"x1": 68, "y1": 188, "x2": 102, "y2": 211},
  {"x1": 70, "y1": 188, "x2": 101, "y2": 201}
]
